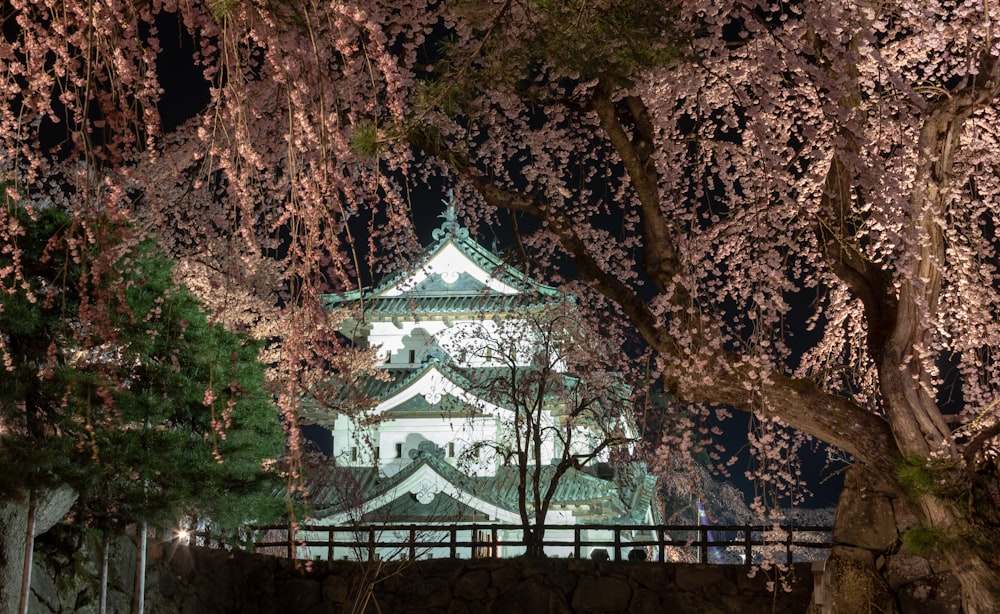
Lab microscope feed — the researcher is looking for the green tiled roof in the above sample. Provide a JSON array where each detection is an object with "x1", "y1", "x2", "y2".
[
  {"x1": 323, "y1": 216, "x2": 562, "y2": 318},
  {"x1": 361, "y1": 491, "x2": 494, "y2": 523},
  {"x1": 344, "y1": 293, "x2": 556, "y2": 317},
  {"x1": 304, "y1": 452, "x2": 655, "y2": 524},
  {"x1": 300, "y1": 361, "x2": 629, "y2": 428}
]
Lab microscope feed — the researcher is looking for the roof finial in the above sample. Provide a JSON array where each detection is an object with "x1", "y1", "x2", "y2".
[
  {"x1": 442, "y1": 190, "x2": 456, "y2": 223},
  {"x1": 432, "y1": 189, "x2": 468, "y2": 240}
]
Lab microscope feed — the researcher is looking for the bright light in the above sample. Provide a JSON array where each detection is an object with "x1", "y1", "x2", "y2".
[{"x1": 176, "y1": 529, "x2": 190, "y2": 542}]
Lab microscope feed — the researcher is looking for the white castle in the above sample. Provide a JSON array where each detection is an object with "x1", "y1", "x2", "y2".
[{"x1": 301, "y1": 200, "x2": 659, "y2": 559}]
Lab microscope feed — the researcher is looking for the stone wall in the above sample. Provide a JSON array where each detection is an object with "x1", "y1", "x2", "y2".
[
  {"x1": 29, "y1": 528, "x2": 816, "y2": 614},
  {"x1": 148, "y1": 547, "x2": 814, "y2": 614},
  {"x1": 820, "y1": 466, "x2": 962, "y2": 614}
]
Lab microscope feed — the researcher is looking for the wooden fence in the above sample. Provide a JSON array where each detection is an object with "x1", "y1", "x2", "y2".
[{"x1": 191, "y1": 523, "x2": 832, "y2": 566}]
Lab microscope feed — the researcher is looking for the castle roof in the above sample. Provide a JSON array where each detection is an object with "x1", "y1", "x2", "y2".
[
  {"x1": 303, "y1": 449, "x2": 656, "y2": 525},
  {"x1": 324, "y1": 201, "x2": 561, "y2": 321}
]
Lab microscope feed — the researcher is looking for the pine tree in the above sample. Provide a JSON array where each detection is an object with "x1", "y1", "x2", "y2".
[{"x1": 0, "y1": 202, "x2": 284, "y2": 532}]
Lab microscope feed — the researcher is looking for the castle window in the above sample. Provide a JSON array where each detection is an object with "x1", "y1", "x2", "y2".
[
  {"x1": 448, "y1": 442, "x2": 455, "y2": 458},
  {"x1": 350, "y1": 446, "x2": 358, "y2": 462},
  {"x1": 408, "y1": 349, "x2": 416, "y2": 363},
  {"x1": 396, "y1": 443, "x2": 403, "y2": 458}
]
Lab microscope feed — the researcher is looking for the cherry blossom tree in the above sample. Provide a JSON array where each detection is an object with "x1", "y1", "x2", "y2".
[
  {"x1": 3, "y1": 0, "x2": 1000, "y2": 609},
  {"x1": 451, "y1": 302, "x2": 640, "y2": 557}
]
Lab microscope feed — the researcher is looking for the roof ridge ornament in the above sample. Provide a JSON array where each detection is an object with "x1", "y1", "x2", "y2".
[{"x1": 432, "y1": 190, "x2": 470, "y2": 241}]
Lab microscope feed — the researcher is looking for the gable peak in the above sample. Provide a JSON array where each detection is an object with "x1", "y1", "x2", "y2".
[{"x1": 432, "y1": 190, "x2": 469, "y2": 241}]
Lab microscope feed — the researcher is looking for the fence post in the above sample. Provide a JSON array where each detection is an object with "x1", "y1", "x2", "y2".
[
  {"x1": 698, "y1": 524, "x2": 708, "y2": 564},
  {"x1": 744, "y1": 525, "x2": 752, "y2": 566},
  {"x1": 238, "y1": 521, "x2": 831, "y2": 562},
  {"x1": 785, "y1": 526, "x2": 793, "y2": 567},
  {"x1": 659, "y1": 528, "x2": 666, "y2": 563}
]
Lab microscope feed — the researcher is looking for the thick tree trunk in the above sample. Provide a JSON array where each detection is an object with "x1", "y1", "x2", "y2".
[
  {"x1": 831, "y1": 465, "x2": 999, "y2": 613},
  {"x1": 919, "y1": 496, "x2": 998, "y2": 614}
]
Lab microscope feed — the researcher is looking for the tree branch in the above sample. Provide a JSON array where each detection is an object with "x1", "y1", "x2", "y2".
[
  {"x1": 409, "y1": 110, "x2": 899, "y2": 473},
  {"x1": 591, "y1": 81, "x2": 679, "y2": 294}
]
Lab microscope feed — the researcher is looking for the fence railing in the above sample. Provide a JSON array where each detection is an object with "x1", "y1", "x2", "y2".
[{"x1": 190, "y1": 523, "x2": 832, "y2": 567}]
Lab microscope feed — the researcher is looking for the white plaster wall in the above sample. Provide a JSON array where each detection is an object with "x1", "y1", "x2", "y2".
[
  {"x1": 368, "y1": 318, "x2": 539, "y2": 368},
  {"x1": 330, "y1": 413, "x2": 503, "y2": 475},
  {"x1": 382, "y1": 241, "x2": 519, "y2": 297}
]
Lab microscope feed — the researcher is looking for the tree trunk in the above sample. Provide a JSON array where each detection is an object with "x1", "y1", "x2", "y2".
[
  {"x1": 830, "y1": 465, "x2": 999, "y2": 614},
  {"x1": 17, "y1": 490, "x2": 36, "y2": 614},
  {"x1": 99, "y1": 528, "x2": 111, "y2": 614},
  {"x1": 919, "y1": 496, "x2": 998, "y2": 614},
  {"x1": 0, "y1": 485, "x2": 77, "y2": 614},
  {"x1": 132, "y1": 522, "x2": 147, "y2": 614},
  {"x1": 522, "y1": 527, "x2": 545, "y2": 558}
]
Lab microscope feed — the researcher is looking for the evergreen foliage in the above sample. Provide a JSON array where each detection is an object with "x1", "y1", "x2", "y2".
[{"x1": 0, "y1": 202, "x2": 283, "y2": 531}]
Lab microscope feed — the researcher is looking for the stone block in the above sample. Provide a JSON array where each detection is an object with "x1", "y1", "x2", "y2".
[
  {"x1": 548, "y1": 568, "x2": 579, "y2": 594},
  {"x1": 833, "y1": 478, "x2": 898, "y2": 551},
  {"x1": 322, "y1": 573, "x2": 350, "y2": 604},
  {"x1": 628, "y1": 587, "x2": 662, "y2": 613},
  {"x1": 454, "y1": 568, "x2": 491, "y2": 600},
  {"x1": 405, "y1": 576, "x2": 451, "y2": 609},
  {"x1": 422, "y1": 558, "x2": 466, "y2": 582},
  {"x1": 897, "y1": 573, "x2": 961, "y2": 614},
  {"x1": 571, "y1": 575, "x2": 632, "y2": 611},
  {"x1": 519, "y1": 557, "x2": 555, "y2": 577},
  {"x1": 489, "y1": 565, "x2": 520, "y2": 594},
  {"x1": 447, "y1": 601, "x2": 470, "y2": 614},
  {"x1": 674, "y1": 564, "x2": 724, "y2": 591},
  {"x1": 627, "y1": 564, "x2": 668, "y2": 591},
  {"x1": 891, "y1": 498, "x2": 920, "y2": 534},
  {"x1": 165, "y1": 545, "x2": 197, "y2": 580},
  {"x1": 825, "y1": 545, "x2": 897, "y2": 614},
  {"x1": 277, "y1": 578, "x2": 322, "y2": 612},
  {"x1": 886, "y1": 554, "x2": 933, "y2": 590},
  {"x1": 491, "y1": 577, "x2": 570, "y2": 614}
]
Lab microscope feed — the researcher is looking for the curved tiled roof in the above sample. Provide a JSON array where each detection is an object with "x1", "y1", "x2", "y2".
[
  {"x1": 304, "y1": 452, "x2": 656, "y2": 524},
  {"x1": 323, "y1": 212, "x2": 562, "y2": 319},
  {"x1": 349, "y1": 292, "x2": 556, "y2": 317}
]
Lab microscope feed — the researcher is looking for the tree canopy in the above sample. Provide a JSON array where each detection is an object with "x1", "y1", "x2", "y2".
[
  {"x1": 2, "y1": 0, "x2": 1000, "y2": 609},
  {"x1": 0, "y1": 202, "x2": 283, "y2": 530}
]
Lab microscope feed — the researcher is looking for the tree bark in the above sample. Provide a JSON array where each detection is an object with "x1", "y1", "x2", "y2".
[
  {"x1": 920, "y1": 496, "x2": 997, "y2": 614},
  {"x1": 17, "y1": 490, "x2": 36, "y2": 614},
  {"x1": 99, "y1": 528, "x2": 111, "y2": 614},
  {"x1": 132, "y1": 522, "x2": 147, "y2": 614}
]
